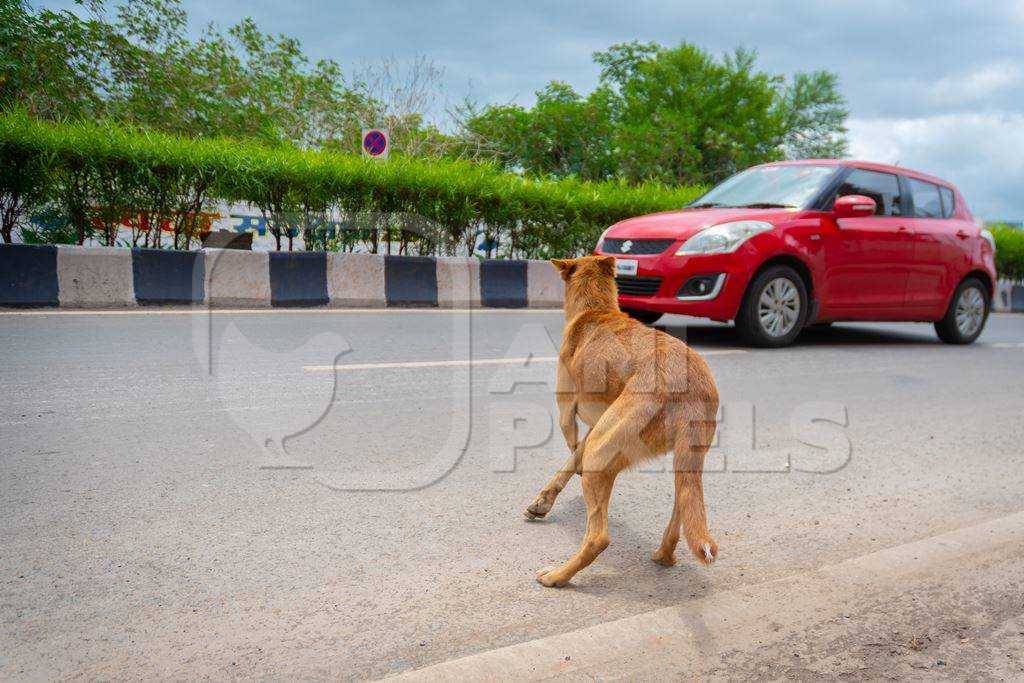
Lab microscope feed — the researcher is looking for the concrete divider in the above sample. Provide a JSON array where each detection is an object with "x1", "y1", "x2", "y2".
[
  {"x1": 436, "y1": 257, "x2": 480, "y2": 308},
  {"x1": 326, "y1": 253, "x2": 385, "y2": 307},
  {"x1": 21, "y1": 244, "x2": 1024, "y2": 315},
  {"x1": 269, "y1": 252, "x2": 328, "y2": 307},
  {"x1": 995, "y1": 281, "x2": 1009, "y2": 312},
  {"x1": 385, "y1": 255, "x2": 438, "y2": 307},
  {"x1": 203, "y1": 248, "x2": 269, "y2": 307},
  {"x1": 57, "y1": 246, "x2": 135, "y2": 308},
  {"x1": 526, "y1": 259, "x2": 564, "y2": 308},
  {"x1": 1, "y1": 245, "x2": 568, "y2": 309},
  {"x1": 993, "y1": 281, "x2": 1024, "y2": 313},
  {"x1": 0, "y1": 244, "x2": 59, "y2": 307},
  {"x1": 131, "y1": 248, "x2": 204, "y2": 306},
  {"x1": 480, "y1": 259, "x2": 527, "y2": 308}
]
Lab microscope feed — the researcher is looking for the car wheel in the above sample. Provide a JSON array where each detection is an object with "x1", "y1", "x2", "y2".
[
  {"x1": 935, "y1": 278, "x2": 988, "y2": 344},
  {"x1": 623, "y1": 308, "x2": 663, "y2": 325},
  {"x1": 736, "y1": 265, "x2": 808, "y2": 347}
]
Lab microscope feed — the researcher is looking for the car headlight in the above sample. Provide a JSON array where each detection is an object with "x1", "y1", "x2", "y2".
[
  {"x1": 980, "y1": 228, "x2": 996, "y2": 252},
  {"x1": 675, "y1": 221, "x2": 774, "y2": 256},
  {"x1": 596, "y1": 226, "x2": 612, "y2": 252}
]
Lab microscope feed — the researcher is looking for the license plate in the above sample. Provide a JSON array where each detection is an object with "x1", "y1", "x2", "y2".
[{"x1": 615, "y1": 258, "x2": 638, "y2": 276}]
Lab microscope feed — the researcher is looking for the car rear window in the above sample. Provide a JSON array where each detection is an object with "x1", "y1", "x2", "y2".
[
  {"x1": 909, "y1": 179, "x2": 943, "y2": 218},
  {"x1": 939, "y1": 186, "x2": 955, "y2": 218},
  {"x1": 836, "y1": 169, "x2": 902, "y2": 216}
]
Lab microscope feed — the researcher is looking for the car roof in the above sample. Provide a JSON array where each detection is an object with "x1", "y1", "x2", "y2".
[{"x1": 760, "y1": 159, "x2": 954, "y2": 188}]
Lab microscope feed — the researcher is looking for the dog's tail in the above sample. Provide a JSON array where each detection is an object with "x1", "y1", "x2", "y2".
[{"x1": 675, "y1": 421, "x2": 718, "y2": 565}]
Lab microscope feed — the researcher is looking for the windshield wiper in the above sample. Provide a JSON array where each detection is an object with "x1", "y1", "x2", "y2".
[
  {"x1": 688, "y1": 201, "x2": 732, "y2": 209},
  {"x1": 733, "y1": 202, "x2": 797, "y2": 209}
]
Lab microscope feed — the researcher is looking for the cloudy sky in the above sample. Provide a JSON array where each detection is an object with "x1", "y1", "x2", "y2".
[{"x1": 47, "y1": 0, "x2": 1024, "y2": 218}]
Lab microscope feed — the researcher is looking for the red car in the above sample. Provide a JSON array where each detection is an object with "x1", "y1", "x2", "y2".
[{"x1": 596, "y1": 160, "x2": 997, "y2": 347}]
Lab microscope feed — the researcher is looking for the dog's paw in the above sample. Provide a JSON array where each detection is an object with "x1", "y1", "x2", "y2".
[
  {"x1": 535, "y1": 565, "x2": 569, "y2": 587},
  {"x1": 524, "y1": 497, "x2": 551, "y2": 520},
  {"x1": 651, "y1": 548, "x2": 676, "y2": 566}
]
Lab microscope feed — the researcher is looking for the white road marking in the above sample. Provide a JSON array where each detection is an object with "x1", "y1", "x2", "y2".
[
  {"x1": 304, "y1": 356, "x2": 558, "y2": 372},
  {"x1": 303, "y1": 349, "x2": 745, "y2": 372},
  {"x1": 989, "y1": 342, "x2": 1024, "y2": 348}
]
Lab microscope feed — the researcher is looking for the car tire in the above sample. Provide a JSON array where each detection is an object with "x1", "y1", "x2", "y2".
[
  {"x1": 623, "y1": 308, "x2": 663, "y2": 325},
  {"x1": 934, "y1": 278, "x2": 989, "y2": 345},
  {"x1": 736, "y1": 265, "x2": 809, "y2": 348}
]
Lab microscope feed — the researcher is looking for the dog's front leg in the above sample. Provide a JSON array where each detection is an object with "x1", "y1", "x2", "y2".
[
  {"x1": 554, "y1": 356, "x2": 579, "y2": 453},
  {"x1": 525, "y1": 361, "x2": 582, "y2": 519},
  {"x1": 524, "y1": 432, "x2": 586, "y2": 520}
]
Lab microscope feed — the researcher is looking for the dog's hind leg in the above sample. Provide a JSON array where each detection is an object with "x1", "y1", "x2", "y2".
[
  {"x1": 536, "y1": 399, "x2": 640, "y2": 587},
  {"x1": 535, "y1": 465, "x2": 619, "y2": 587},
  {"x1": 674, "y1": 420, "x2": 718, "y2": 565},
  {"x1": 651, "y1": 468, "x2": 685, "y2": 566}
]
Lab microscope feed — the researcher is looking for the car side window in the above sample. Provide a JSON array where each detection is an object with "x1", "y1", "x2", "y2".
[
  {"x1": 835, "y1": 169, "x2": 902, "y2": 216},
  {"x1": 910, "y1": 179, "x2": 943, "y2": 218},
  {"x1": 939, "y1": 186, "x2": 955, "y2": 218}
]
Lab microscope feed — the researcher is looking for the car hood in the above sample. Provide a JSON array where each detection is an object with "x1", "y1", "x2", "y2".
[{"x1": 605, "y1": 207, "x2": 796, "y2": 241}]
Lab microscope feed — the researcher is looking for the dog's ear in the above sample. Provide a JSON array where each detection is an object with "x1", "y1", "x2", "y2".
[
  {"x1": 550, "y1": 258, "x2": 576, "y2": 281},
  {"x1": 597, "y1": 255, "x2": 616, "y2": 276}
]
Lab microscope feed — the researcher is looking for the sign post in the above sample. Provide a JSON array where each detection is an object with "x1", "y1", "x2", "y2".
[{"x1": 361, "y1": 129, "x2": 390, "y2": 159}]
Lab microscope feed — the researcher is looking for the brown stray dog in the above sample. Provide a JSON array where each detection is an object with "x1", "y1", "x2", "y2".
[{"x1": 526, "y1": 255, "x2": 720, "y2": 587}]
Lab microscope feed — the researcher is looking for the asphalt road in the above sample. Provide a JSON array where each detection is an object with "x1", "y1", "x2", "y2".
[{"x1": 2, "y1": 308, "x2": 1023, "y2": 680}]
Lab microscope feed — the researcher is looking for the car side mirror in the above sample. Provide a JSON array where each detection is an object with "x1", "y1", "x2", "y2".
[{"x1": 833, "y1": 194, "x2": 877, "y2": 218}]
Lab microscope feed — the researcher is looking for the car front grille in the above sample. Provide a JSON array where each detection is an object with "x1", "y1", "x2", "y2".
[
  {"x1": 602, "y1": 238, "x2": 675, "y2": 255},
  {"x1": 615, "y1": 275, "x2": 663, "y2": 296}
]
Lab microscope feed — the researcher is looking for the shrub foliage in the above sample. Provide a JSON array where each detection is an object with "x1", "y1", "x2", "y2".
[
  {"x1": 0, "y1": 111, "x2": 703, "y2": 257},
  {"x1": 989, "y1": 224, "x2": 1024, "y2": 283}
]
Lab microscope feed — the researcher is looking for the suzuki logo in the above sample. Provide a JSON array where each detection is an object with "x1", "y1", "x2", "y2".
[{"x1": 621, "y1": 240, "x2": 633, "y2": 253}]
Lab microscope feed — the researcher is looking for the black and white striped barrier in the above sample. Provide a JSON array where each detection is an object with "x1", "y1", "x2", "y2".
[
  {"x1": 994, "y1": 281, "x2": 1024, "y2": 313},
  {"x1": 0, "y1": 244, "x2": 564, "y2": 309}
]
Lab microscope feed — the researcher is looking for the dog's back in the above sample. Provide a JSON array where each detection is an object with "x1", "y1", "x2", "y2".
[{"x1": 559, "y1": 308, "x2": 719, "y2": 464}]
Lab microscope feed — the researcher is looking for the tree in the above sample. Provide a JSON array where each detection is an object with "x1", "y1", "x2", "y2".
[
  {"x1": 0, "y1": 0, "x2": 109, "y2": 120},
  {"x1": 0, "y1": 0, "x2": 372, "y2": 149},
  {"x1": 778, "y1": 71, "x2": 849, "y2": 160},
  {"x1": 459, "y1": 40, "x2": 849, "y2": 186}
]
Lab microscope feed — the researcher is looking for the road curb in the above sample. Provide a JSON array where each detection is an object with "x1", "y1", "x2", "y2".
[
  {"x1": 131, "y1": 248, "x2": 204, "y2": 306},
  {"x1": 0, "y1": 244, "x2": 59, "y2": 307},
  {"x1": 480, "y1": 259, "x2": 528, "y2": 308},
  {"x1": 0, "y1": 245, "x2": 568, "y2": 309},
  {"x1": 385, "y1": 510, "x2": 1024, "y2": 681},
  {"x1": 326, "y1": 253, "x2": 386, "y2": 307},
  {"x1": 203, "y1": 248, "x2": 268, "y2": 307},
  {"x1": 56, "y1": 246, "x2": 135, "y2": 308},
  {"x1": 269, "y1": 251, "x2": 329, "y2": 307},
  {"x1": 436, "y1": 257, "x2": 481, "y2": 308},
  {"x1": 994, "y1": 281, "x2": 1024, "y2": 313},
  {"x1": 526, "y1": 259, "x2": 564, "y2": 309},
  {"x1": 385, "y1": 255, "x2": 438, "y2": 306}
]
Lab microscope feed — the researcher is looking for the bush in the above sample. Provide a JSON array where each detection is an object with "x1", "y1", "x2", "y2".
[
  {"x1": 19, "y1": 208, "x2": 79, "y2": 244},
  {"x1": 0, "y1": 110, "x2": 704, "y2": 256},
  {"x1": 990, "y1": 224, "x2": 1024, "y2": 283}
]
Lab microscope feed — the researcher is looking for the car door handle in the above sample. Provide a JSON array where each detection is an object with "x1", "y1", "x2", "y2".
[
  {"x1": 956, "y1": 229, "x2": 969, "y2": 239},
  {"x1": 897, "y1": 226, "x2": 912, "y2": 236}
]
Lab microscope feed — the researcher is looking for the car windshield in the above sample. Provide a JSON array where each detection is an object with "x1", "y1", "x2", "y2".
[{"x1": 690, "y1": 165, "x2": 839, "y2": 210}]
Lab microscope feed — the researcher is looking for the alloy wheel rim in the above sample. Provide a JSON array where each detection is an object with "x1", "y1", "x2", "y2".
[
  {"x1": 955, "y1": 287, "x2": 985, "y2": 337},
  {"x1": 758, "y1": 277, "x2": 801, "y2": 337}
]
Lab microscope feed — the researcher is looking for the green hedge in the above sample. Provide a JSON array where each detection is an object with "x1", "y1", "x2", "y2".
[
  {"x1": 990, "y1": 224, "x2": 1024, "y2": 283},
  {"x1": 0, "y1": 111, "x2": 704, "y2": 256}
]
